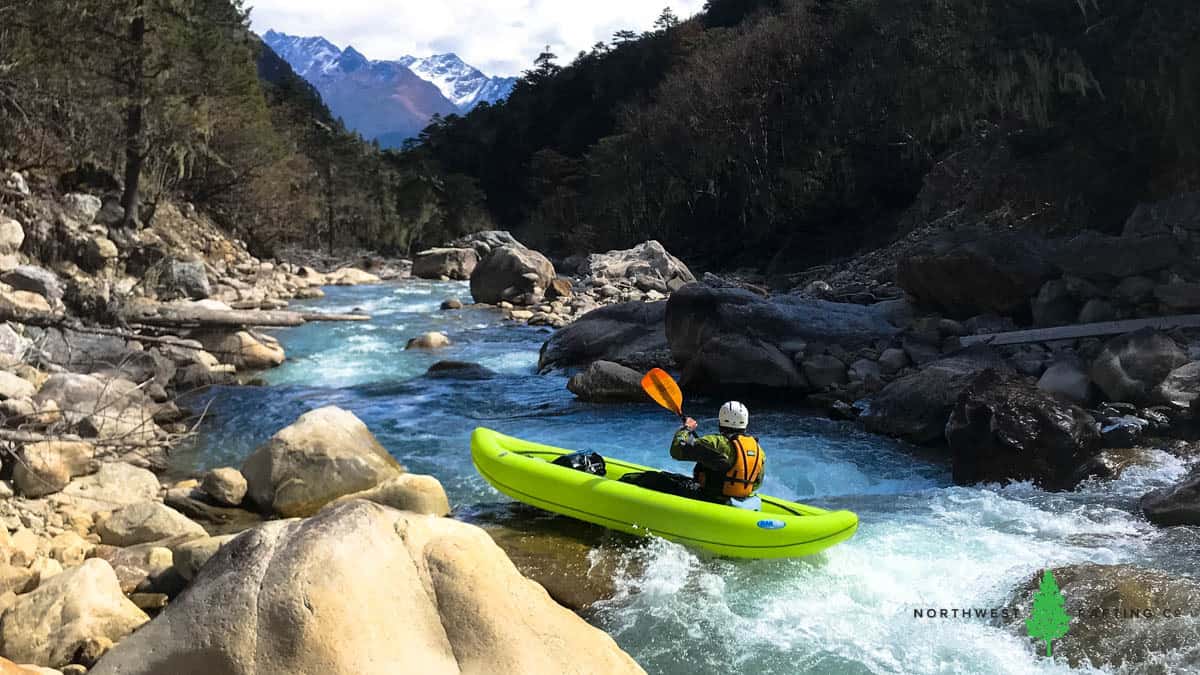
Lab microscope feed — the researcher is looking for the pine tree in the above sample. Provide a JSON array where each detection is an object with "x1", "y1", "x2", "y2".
[
  {"x1": 655, "y1": 7, "x2": 681, "y2": 31},
  {"x1": 1025, "y1": 570, "x2": 1072, "y2": 658}
]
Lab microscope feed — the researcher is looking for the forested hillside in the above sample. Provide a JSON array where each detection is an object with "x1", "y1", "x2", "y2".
[
  {"x1": 0, "y1": 0, "x2": 483, "y2": 255},
  {"x1": 406, "y1": 0, "x2": 1200, "y2": 273}
]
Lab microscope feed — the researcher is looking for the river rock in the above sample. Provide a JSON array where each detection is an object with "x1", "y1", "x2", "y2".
[
  {"x1": 49, "y1": 462, "x2": 162, "y2": 516},
  {"x1": 1154, "y1": 361, "x2": 1200, "y2": 408},
  {"x1": 482, "y1": 520, "x2": 621, "y2": 611},
  {"x1": 801, "y1": 355, "x2": 848, "y2": 389},
  {"x1": 878, "y1": 348, "x2": 910, "y2": 376},
  {"x1": 405, "y1": 332, "x2": 451, "y2": 350},
  {"x1": 97, "y1": 502, "x2": 207, "y2": 547},
  {"x1": 1089, "y1": 329, "x2": 1189, "y2": 404},
  {"x1": 0, "y1": 657, "x2": 56, "y2": 674},
  {"x1": 0, "y1": 559, "x2": 149, "y2": 669},
  {"x1": 1031, "y1": 279, "x2": 1078, "y2": 327},
  {"x1": 325, "y1": 268, "x2": 381, "y2": 286},
  {"x1": 329, "y1": 474, "x2": 451, "y2": 517},
  {"x1": 171, "y1": 535, "x2": 237, "y2": 582},
  {"x1": 241, "y1": 406, "x2": 406, "y2": 517},
  {"x1": 0, "y1": 370, "x2": 34, "y2": 400},
  {"x1": 1054, "y1": 232, "x2": 1180, "y2": 280},
  {"x1": 12, "y1": 442, "x2": 96, "y2": 499},
  {"x1": 90, "y1": 501, "x2": 643, "y2": 675},
  {"x1": 1, "y1": 267, "x2": 63, "y2": 306},
  {"x1": 896, "y1": 228, "x2": 1057, "y2": 318},
  {"x1": 860, "y1": 347, "x2": 1010, "y2": 444},
  {"x1": 0, "y1": 218, "x2": 24, "y2": 271},
  {"x1": 439, "y1": 298, "x2": 463, "y2": 310},
  {"x1": 196, "y1": 330, "x2": 284, "y2": 370},
  {"x1": 162, "y1": 488, "x2": 263, "y2": 535},
  {"x1": 1077, "y1": 298, "x2": 1115, "y2": 324},
  {"x1": 1037, "y1": 361, "x2": 1093, "y2": 404},
  {"x1": 64, "y1": 194, "x2": 103, "y2": 223},
  {"x1": 539, "y1": 301, "x2": 669, "y2": 372},
  {"x1": 33, "y1": 373, "x2": 162, "y2": 444},
  {"x1": 424, "y1": 361, "x2": 496, "y2": 380},
  {"x1": 469, "y1": 245, "x2": 555, "y2": 306},
  {"x1": 200, "y1": 468, "x2": 247, "y2": 507},
  {"x1": 450, "y1": 230, "x2": 524, "y2": 258},
  {"x1": 1140, "y1": 466, "x2": 1200, "y2": 526},
  {"x1": 0, "y1": 284, "x2": 51, "y2": 318},
  {"x1": 156, "y1": 259, "x2": 210, "y2": 300},
  {"x1": 581, "y1": 241, "x2": 694, "y2": 291},
  {"x1": 1154, "y1": 282, "x2": 1200, "y2": 312},
  {"x1": 413, "y1": 248, "x2": 478, "y2": 281},
  {"x1": 946, "y1": 369, "x2": 1101, "y2": 489},
  {"x1": 567, "y1": 361, "x2": 646, "y2": 403},
  {"x1": 666, "y1": 284, "x2": 898, "y2": 391},
  {"x1": 1004, "y1": 564, "x2": 1200, "y2": 670}
]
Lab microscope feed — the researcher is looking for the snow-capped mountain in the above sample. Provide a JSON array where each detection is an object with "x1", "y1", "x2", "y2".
[
  {"x1": 396, "y1": 54, "x2": 517, "y2": 111},
  {"x1": 262, "y1": 30, "x2": 516, "y2": 146}
]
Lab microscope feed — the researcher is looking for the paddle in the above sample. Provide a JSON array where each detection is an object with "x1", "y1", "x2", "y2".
[{"x1": 641, "y1": 368, "x2": 685, "y2": 422}]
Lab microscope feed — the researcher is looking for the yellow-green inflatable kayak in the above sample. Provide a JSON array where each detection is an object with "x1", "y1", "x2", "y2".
[{"x1": 471, "y1": 428, "x2": 858, "y2": 559}]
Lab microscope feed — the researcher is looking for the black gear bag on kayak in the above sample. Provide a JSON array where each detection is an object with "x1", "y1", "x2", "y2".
[{"x1": 551, "y1": 451, "x2": 607, "y2": 476}]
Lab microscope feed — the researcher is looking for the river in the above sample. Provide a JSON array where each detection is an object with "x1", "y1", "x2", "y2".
[{"x1": 172, "y1": 280, "x2": 1198, "y2": 675}]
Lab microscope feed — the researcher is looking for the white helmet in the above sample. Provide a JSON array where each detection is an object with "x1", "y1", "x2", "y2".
[{"x1": 718, "y1": 401, "x2": 749, "y2": 430}]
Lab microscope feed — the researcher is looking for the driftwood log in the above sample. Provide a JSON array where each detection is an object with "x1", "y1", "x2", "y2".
[
  {"x1": 960, "y1": 314, "x2": 1200, "y2": 347},
  {"x1": 124, "y1": 306, "x2": 370, "y2": 329}
]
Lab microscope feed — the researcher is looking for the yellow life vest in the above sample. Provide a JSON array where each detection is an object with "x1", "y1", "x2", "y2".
[{"x1": 722, "y1": 435, "x2": 764, "y2": 499}]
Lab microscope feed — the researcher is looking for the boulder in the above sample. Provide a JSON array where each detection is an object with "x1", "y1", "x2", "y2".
[
  {"x1": 860, "y1": 347, "x2": 1010, "y2": 444},
  {"x1": 241, "y1": 406, "x2": 406, "y2": 517},
  {"x1": 1113, "y1": 276, "x2": 1156, "y2": 306},
  {"x1": 413, "y1": 248, "x2": 478, "y2": 281},
  {"x1": 1090, "y1": 329, "x2": 1189, "y2": 404},
  {"x1": 1004, "y1": 564, "x2": 1200, "y2": 670},
  {"x1": 1077, "y1": 298, "x2": 1115, "y2": 324},
  {"x1": 1140, "y1": 466, "x2": 1200, "y2": 526},
  {"x1": 196, "y1": 330, "x2": 284, "y2": 370},
  {"x1": 482, "y1": 521, "x2": 621, "y2": 611},
  {"x1": 539, "y1": 301, "x2": 670, "y2": 372},
  {"x1": 581, "y1": 241, "x2": 695, "y2": 291},
  {"x1": 0, "y1": 559, "x2": 149, "y2": 669},
  {"x1": 1155, "y1": 361, "x2": 1200, "y2": 408},
  {"x1": 50, "y1": 462, "x2": 161, "y2": 516},
  {"x1": 405, "y1": 332, "x2": 451, "y2": 350},
  {"x1": 0, "y1": 371, "x2": 34, "y2": 400},
  {"x1": 63, "y1": 194, "x2": 103, "y2": 223},
  {"x1": 0, "y1": 218, "x2": 24, "y2": 271},
  {"x1": 946, "y1": 370, "x2": 1101, "y2": 489},
  {"x1": 0, "y1": 284, "x2": 51, "y2": 319},
  {"x1": 848, "y1": 358, "x2": 882, "y2": 384},
  {"x1": 81, "y1": 236, "x2": 119, "y2": 272},
  {"x1": 171, "y1": 535, "x2": 237, "y2": 582},
  {"x1": 1030, "y1": 279, "x2": 1077, "y2": 327},
  {"x1": 878, "y1": 348, "x2": 910, "y2": 376},
  {"x1": 801, "y1": 355, "x2": 848, "y2": 390},
  {"x1": 329, "y1": 474, "x2": 451, "y2": 516},
  {"x1": 1037, "y1": 361, "x2": 1092, "y2": 404},
  {"x1": 156, "y1": 259, "x2": 210, "y2": 300},
  {"x1": 439, "y1": 298, "x2": 463, "y2": 311},
  {"x1": 544, "y1": 278, "x2": 572, "y2": 301},
  {"x1": 1154, "y1": 282, "x2": 1200, "y2": 312},
  {"x1": 97, "y1": 502, "x2": 208, "y2": 547},
  {"x1": 1124, "y1": 191, "x2": 1200, "y2": 236},
  {"x1": 567, "y1": 361, "x2": 647, "y2": 403},
  {"x1": 896, "y1": 228, "x2": 1057, "y2": 318},
  {"x1": 325, "y1": 268, "x2": 381, "y2": 286},
  {"x1": 424, "y1": 361, "x2": 496, "y2": 380},
  {"x1": 470, "y1": 245, "x2": 555, "y2": 305},
  {"x1": 665, "y1": 284, "x2": 899, "y2": 391},
  {"x1": 30, "y1": 328, "x2": 168, "y2": 385},
  {"x1": 94, "y1": 201, "x2": 124, "y2": 228},
  {"x1": 1099, "y1": 415, "x2": 1147, "y2": 448},
  {"x1": 1, "y1": 267, "x2": 63, "y2": 306},
  {"x1": 13, "y1": 442, "x2": 96, "y2": 499},
  {"x1": 33, "y1": 374, "x2": 162, "y2": 445},
  {"x1": 1053, "y1": 232, "x2": 1180, "y2": 280},
  {"x1": 163, "y1": 488, "x2": 263, "y2": 535},
  {"x1": 449, "y1": 230, "x2": 524, "y2": 258},
  {"x1": 200, "y1": 467, "x2": 247, "y2": 507},
  {"x1": 90, "y1": 501, "x2": 643, "y2": 675}
]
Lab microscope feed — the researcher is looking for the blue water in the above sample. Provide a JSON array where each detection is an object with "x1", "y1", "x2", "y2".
[{"x1": 174, "y1": 281, "x2": 1200, "y2": 675}]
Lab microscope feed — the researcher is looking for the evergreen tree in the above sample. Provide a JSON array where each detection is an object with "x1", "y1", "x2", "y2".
[
  {"x1": 1025, "y1": 570, "x2": 1072, "y2": 658},
  {"x1": 655, "y1": 7, "x2": 681, "y2": 31}
]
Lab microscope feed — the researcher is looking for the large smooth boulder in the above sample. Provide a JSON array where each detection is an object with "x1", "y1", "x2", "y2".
[
  {"x1": 91, "y1": 501, "x2": 644, "y2": 675},
  {"x1": 13, "y1": 441, "x2": 96, "y2": 498},
  {"x1": 1090, "y1": 330, "x2": 1189, "y2": 404},
  {"x1": 482, "y1": 521, "x2": 622, "y2": 611},
  {"x1": 896, "y1": 228, "x2": 1057, "y2": 318},
  {"x1": 325, "y1": 268, "x2": 381, "y2": 286},
  {"x1": 1037, "y1": 361, "x2": 1092, "y2": 404},
  {"x1": 0, "y1": 371, "x2": 34, "y2": 400},
  {"x1": 413, "y1": 248, "x2": 478, "y2": 281},
  {"x1": 329, "y1": 474, "x2": 451, "y2": 516},
  {"x1": 405, "y1": 332, "x2": 451, "y2": 350},
  {"x1": 0, "y1": 218, "x2": 24, "y2": 271},
  {"x1": 567, "y1": 361, "x2": 647, "y2": 403},
  {"x1": 470, "y1": 245, "x2": 555, "y2": 305},
  {"x1": 860, "y1": 347, "x2": 1009, "y2": 444},
  {"x1": 33, "y1": 373, "x2": 162, "y2": 445},
  {"x1": 196, "y1": 330, "x2": 284, "y2": 370},
  {"x1": 1, "y1": 267, "x2": 63, "y2": 306},
  {"x1": 97, "y1": 502, "x2": 207, "y2": 547},
  {"x1": 666, "y1": 284, "x2": 899, "y2": 390},
  {"x1": 539, "y1": 301, "x2": 670, "y2": 372},
  {"x1": 200, "y1": 467, "x2": 247, "y2": 507},
  {"x1": 156, "y1": 259, "x2": 210, "y2": 300},
  {"x1": 424, "y1": 361, "x2": 496, "y2": 380},
  {"x1": 30, "y1": 328, "x2": 170, "y2": 385},
  {"x1": 1140, "y1": 466, "x2": 1200, "y2": 526},
  {"x1": 1004, "y1": 564, "x2": 1200, "y2": 670},
  {"x1": 946, "y1": 370, "x2": 1101, "y2": 490},
  {"x1": 581, "y1": 241, "x2": 694, "y2": 292},
  {"x1": 241, "y1": 406, "x2": 406, "y2": 517},
  {"x1": 0, "y1": 559, "x2": 149, "y2": 669},
  {"x1": 449, "y1": 230, "x2": 524, "y2": 258},
  {"x1": 1053, "y1": 232, "x2": 1180, "y2": 280},
  {"x1": 49, "y1": 462, "x2": 160, "y2": 516},
  {"x1": 64, "y1": 193, "x2": 103, "y2": 223},
  {"x1": 1155, "y1": 361, "x2": 1200, "y2": 408}
]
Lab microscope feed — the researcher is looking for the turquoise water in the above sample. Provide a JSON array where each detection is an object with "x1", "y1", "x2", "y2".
[{"x1": 175, "y1": 281, "x2": 1199, "y2": 675}]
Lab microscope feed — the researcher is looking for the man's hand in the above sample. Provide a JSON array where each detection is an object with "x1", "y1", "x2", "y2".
[{"x1": 684, "y1": 417, "x2": 698, "y2": 431}]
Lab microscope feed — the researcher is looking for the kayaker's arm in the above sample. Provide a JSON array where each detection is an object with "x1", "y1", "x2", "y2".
[{"x1": 670, "y1": 429, "x2": 733, "y2": 472}]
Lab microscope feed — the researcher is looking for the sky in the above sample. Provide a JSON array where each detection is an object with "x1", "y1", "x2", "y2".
[{"x1": 248, "y1": 1, "x2": 707, "y2": 77}]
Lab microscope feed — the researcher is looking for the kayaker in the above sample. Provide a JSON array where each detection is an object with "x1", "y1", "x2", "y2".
[{"x1": 669, "y1": 401, "x2": 764, "y2": 504}]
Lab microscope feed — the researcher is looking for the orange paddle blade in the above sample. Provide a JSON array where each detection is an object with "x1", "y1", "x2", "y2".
[{"x1": 641, "y1": 368, "x2": 683, "y2": 417}]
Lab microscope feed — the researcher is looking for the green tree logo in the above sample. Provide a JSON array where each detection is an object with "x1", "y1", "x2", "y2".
[{"x1": 1026, "y1": 569, "x2": 1072, "y2": 658}]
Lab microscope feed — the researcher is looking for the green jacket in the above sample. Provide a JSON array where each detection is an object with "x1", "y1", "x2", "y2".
[{"x1": 670, "y1": 428, "x2": 764, "y2": 497}]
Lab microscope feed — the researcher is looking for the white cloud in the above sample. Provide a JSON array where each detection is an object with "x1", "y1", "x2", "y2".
[{"x1": 248, "y1": 0, "x2": 707, "y2": 77}]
